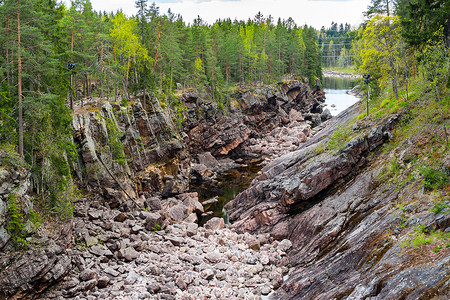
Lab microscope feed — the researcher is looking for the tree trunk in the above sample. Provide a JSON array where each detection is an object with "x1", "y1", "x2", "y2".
[{"x1": 17, "y1": 1, "x2": 24, "y2": 157}]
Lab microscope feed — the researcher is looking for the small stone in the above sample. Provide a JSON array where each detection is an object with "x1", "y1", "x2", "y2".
[
  {"x1": 147, "y1": 282, "x2": 161, "y2": 293},
  {"x1": 260, "y1": 285, "x2": 272, "y2": 295},
  {"x1": 114, "y1": 213, "x2": 127, "y2": 222},
  {"x1": 79, "y1": 269, "x2": 97, "y2": 282},
  {"x1": 186, "y1": 223, "x2": 198, "y2": 237},
  {"x1": 145, "y1": 212, "x2": 162, "y2": 231},
  {"x1": 97, "y1": 276, "x2": 110, "y2": 289},
  {"x1": 146, "y1": 197, "x2": 162, "y2": 211},
  {"x1": 80, "y1": 278, "x2": 98, "y2": 291},
  {"x1": 87, "y1": 210, "x2": 102, "y2": 220},
  {"x1": 200, "y1": 269, "x2": 215, "y2": 280},
  {"x1": 205, "y1": 252, "x2": 221, "y2": 264},
  {"x1": 277, "y1": 239, "x2": 292, "y2": 252},
  {"x1": 246, "y1": 256, "x2": 258, "y2": 265},
  {"x1": 175, "y1": 277, "x2": 187, "y2": 290},
  {"x1": 125, "y1": 271, "x2": 140, "y2": 285},
  {"x1": 165, "y1": 235, "x2": 185, "y2": 247},
  {"x1": 85, "y1": 236, "x2": 98, "y2": 247},
  {"x1": 204, "y1": 217, "x2": 225, "y2": 231},
  {"x1": 216, "y1": 263, "x2": 228, "y2": 271},
  {"x1": 118, "y1": 246, "x2": 140, "y2": 261},
  {"x1": 259, "y1": 254, "x2": 270, "y2": 265},
  {"x1": 104, "y1": 267, "x2": 120, "y2": 277}
]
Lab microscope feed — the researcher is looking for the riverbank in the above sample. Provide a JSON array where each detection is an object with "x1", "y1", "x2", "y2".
[{"x1": 323, "y1": 69, "x2": 360, "y2": 79}]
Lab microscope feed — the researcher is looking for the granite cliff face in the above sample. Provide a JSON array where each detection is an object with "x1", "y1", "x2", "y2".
[{"x1": 226, "y1": 103, "x2": 450, "y2": 299}]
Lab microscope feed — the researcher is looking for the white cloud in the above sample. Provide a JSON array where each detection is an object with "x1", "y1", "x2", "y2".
[{"x1": 62, "y1": 0, "x2": 370, "y2": 29}]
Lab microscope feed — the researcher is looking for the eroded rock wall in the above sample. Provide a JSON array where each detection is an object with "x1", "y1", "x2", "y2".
[
  {"x1": 72, "y1": 95, "x2": 190, "y2": 206},
  {"x1": 182, "y1": 80, "x2": 327, "y2": 159},
  {"x1": 225, "y1": 105, "x2": 450, "y2": 299}
]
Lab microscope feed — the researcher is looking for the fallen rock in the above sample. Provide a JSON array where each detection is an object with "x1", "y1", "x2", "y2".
[
  {"x1": 204, "y1": 217, "x2": 225, "y2": 231},
  {"x1": 118, "y1": 247, "x2": 140, "y2": 261}
]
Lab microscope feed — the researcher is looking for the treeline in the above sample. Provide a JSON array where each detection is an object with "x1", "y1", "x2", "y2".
[{"x1": 319, "y1": 22, "x2": 354, "y2": 68}]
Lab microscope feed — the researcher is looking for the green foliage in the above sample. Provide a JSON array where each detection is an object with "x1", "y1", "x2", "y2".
[
  {"x1": 390, "y1": 155, "x2": 401, "y2": 176},
  {"x1": 357, "y1": 113, "x2": 367, "y2": 120},
  {"x1": 409, "y1": 231, "x2": 433, "y2": 247},
  {"x1": 104, "y1": 115, "x2": 127, "y2": 165},
  {"x1": 430, "y1": 201, "x2": 449, "y2": 214},
  {"x1": 328, "y1": 126, "x2": 352, "y2": 151},
  {"x1": 120, "y1": 97, "x2": 129, "y2": 107},
  {"x1": 313, "y1": 144, "x2": 326, "y2": 154},
  {"x1": 421, "y1": 167, "x2": 449, "y2": 191},
  {"x1": 380, "y1": 99, "x2": 390, "y2": 108},
  {"x1": 6, "y1": 194, "x2": 28, "y2": 249},
  {"x1": 0, "y1": 144, "x2": 29, "y2": 169}
]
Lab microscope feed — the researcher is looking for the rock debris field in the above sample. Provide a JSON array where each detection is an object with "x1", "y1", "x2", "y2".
[{"x1": 44, "y1": 196, "x2": 292, "y2": 300}]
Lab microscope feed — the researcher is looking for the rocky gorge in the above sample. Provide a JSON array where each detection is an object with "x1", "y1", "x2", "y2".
[
  {"x1": 1, "y1": 79, "x2": 328, "y2": 299},
  {"x1": 1, "y1": 77, "x2": 449, "y2": 299}
]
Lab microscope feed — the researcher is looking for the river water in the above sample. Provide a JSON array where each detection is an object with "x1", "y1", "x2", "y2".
[
  {"x1": 322, "y1": 76, "x2": 359, "y2": 116},
  {"x1": 191, "y1": 76, "x2": 360, "y2": 224}
]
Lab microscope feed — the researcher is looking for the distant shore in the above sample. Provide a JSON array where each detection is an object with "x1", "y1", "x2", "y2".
[{"x1": 323, "y1": 70, "x2": 361, "y2": 79}]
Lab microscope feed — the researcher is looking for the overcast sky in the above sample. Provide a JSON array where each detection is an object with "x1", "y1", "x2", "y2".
[{"x1": 62, "y1": 0, "x2": 371, "y2": 29}]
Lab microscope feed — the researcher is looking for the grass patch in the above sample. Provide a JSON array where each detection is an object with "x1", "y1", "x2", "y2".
[
  {"x1": 328, "y1": 125, "x2": 353, "y2": 152},
  {"x1": 420, "y1": 167, "x2": 449, "y2": 191},
  {"x1": 430, "y1": 201, "x2": 449, "y2": 214}
]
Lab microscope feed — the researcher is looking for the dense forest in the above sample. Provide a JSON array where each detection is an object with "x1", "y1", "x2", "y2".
[{"x1": 0, "y1": 0, "x2": 449, "y2": 219}]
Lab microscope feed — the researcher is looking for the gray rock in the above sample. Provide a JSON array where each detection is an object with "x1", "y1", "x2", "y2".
[
  {"x1": 175, "y1": 277, "x2": 187, "y2": 290},
  {"x1": 167, "y1": 204, "x2": 187, "y2": 223},
  {"x1": 165, "y1": 235, "x2": 185, "y2": 247},
  {"x1": 87, "y1": 209, "x2": 102, "y2": 220},
  {"x1": 146, "y1": 197, "x2": 162, "y2": 211},
  {"x1": 261, "y1": 285, "x2": 272, "y2": 295},
  {"x1": 277, "y1": 239, "x2": 292, "y2": 252},
  {"x1": 205, "y1": 252, "x2": 221, "y2": 264},
  {"x1": 125, "y1": 271, "x2": 140, "y2": 285},
  {"x1": 104, "y1": 267, "x2": 120, "y2": 277},
  {"x1": 118, "y1": 247, "x2": 140, "y2": 261},
  {"x1": 79, "y1": 269, "x2": 98, "y2": 282},
  {"x1": 186, "y1": 223, "x2": 198, "y2": 237},
  {"x1": 200, "y1": 269, "x2": 215, "y2": 280},
  {"x1": 204, "y1": 217, "x2": 225, "y2": 231},
  {"x1": 97, "y1": 276, "x2": 110, "y2": 289},
  {"x1": 145, "y1": 212, "x2": 162, "y2": 231}
]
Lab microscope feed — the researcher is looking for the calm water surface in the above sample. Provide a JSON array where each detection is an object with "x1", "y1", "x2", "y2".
[{"x1": 323, "y1": 77, "x2": 360, "y2": 116}]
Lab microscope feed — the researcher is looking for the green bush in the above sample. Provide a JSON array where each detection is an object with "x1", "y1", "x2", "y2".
[
  {"x1": 421, "y1": 167, "x2": 449, "y2": 191},
  {"x1": 105, "y1": 115, "x2": 127, "y2": 165},
  {"x1": 6, "y1": 194, "x2": 28, "y2": 249},
  {"x1": 328, "y1": 126, "x2": 352, "y2": 151},
  {"x1": 430, "y1": 201, "x2": 449, "y2": 214},
  {"x1": 357, "y1": 113, "x2": 367, "y2": 120},
  {"x1": 120, "y1": 97, "x2": 129, "y2": 107},
  {"x1": 380, "y1": 99, "x2": 390, "y2": 108}
]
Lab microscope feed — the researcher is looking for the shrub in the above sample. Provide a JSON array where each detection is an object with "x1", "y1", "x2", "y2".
[
  {"x1": 328, "y1": 126, "x2": 352, "y2": 151},
  {"x1": 430, "y1": 201, "x2": 449, "y2": 214},
  {"x1": 6, "y1": 194, "x2": 28, "y2": 249},
  {"x1": 120, "y1": 97, "x2": 129, "y2": 107},
  {"x1": 380, "y1": 99, "x2": 390, "y2": 108},
  {"x1": 421, "y1": 167, "x2": 449, "y2": 191},
  {"x1": 357, "y1": 113, "x2": 367, "y2": 120}
]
